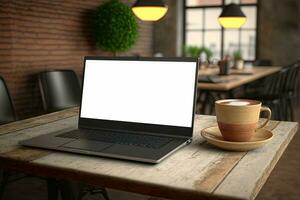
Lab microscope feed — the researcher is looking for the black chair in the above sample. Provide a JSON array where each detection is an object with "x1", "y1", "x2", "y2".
[
  {"x1": 0, "y1": 76, "x2": 16, "y2": 125},
  {"x1": 38, "y1": 70, "x2": 109, "y2": 200},
  {"x1": 244, "y1": 62, "x2": 299, "y2": 121},
  {"x1": 0, "y1": 76, "x2": 17, "y2": 199},
  {"x1": 244, "y1": 71, "x2": 282, "y2": 120},
  {"x1": 0, "y1": 76, "x2": 63, "y2": 200},
  {"x1": 282, "y1": 62, "x2": 300, "y2": 121},
  {"x1": 253, "y1": 59, "x2": 273, "y2": 66},
  {"x1": 244, "y1": 59, "x2": 273, "y2": 94},
  {"x1": 264, "y1": 61, "x2": 300, "y2": 121},
  {"x1": 38, "y1": 70, "x2": 81, "y2": 113}
]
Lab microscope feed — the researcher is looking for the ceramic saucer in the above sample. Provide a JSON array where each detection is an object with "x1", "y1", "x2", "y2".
[{"x1": 201, "y1": 126, "x2": 273, "y2": 151}]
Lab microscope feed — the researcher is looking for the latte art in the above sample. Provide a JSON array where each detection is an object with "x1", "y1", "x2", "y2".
[
  {"x1": 226, "y1": 101, "x2": 250, "y2": 106},
  {"x1": 218, "y1": 99, "x2": 258, "y2": 106}
]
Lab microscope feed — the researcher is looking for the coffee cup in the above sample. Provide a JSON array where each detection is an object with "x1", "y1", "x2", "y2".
[{"x1": 215, "y1": 99, "x2": 271, "y2": 142}]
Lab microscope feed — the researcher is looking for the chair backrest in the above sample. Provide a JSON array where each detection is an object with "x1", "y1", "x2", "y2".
[
  {"x1": 253, "y1": 59, "x2": 273, "y2": 66},
  {"x1": 263, "y1": 65, "x2": 290, "y2": 96},
  {"x1": 38, "y1": 70, "x2": 81, "y2": 112},
  {"x1": 267, "y1": 62, "x2": 300, "y2": 96},
  {"x1": 285, "y1": 61, "x2": 300, "y2": 96},
  {"x1": 0, "y1": 76, "x2": 16, "y2": 125}
]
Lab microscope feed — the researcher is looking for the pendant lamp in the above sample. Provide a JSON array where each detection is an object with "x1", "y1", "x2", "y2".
[
  {"x1": 218, "y1": 3, "x2": 246, "y2": 29},
  {"x1": 132, "y1": 0, "x2": 168, "y2": 21}
]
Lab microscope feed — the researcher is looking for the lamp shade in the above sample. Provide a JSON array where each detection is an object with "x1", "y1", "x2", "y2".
[
  {"x1": 132, "y1": 0, "x2": 168, "y2": 21},
  {"x1": 218, "y1": 3, "x2": 246, "y2": 29}
]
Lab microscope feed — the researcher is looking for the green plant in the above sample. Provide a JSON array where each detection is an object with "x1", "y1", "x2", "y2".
[
  {"x1": 199, "y1": 47, "x2": 213, "y2": 61},
  {"x1": 233, "y1": 50, "x2": 243, "y2": 60},
  {"x1": 184, "y1": 46, "x2": 213, "y2": 61},
  {"x1": 184, "y1": 46, "x2": 201, "y2": 58},
  {"x1": 93, "y1": 0, "x2": 138, "y2": 55}
]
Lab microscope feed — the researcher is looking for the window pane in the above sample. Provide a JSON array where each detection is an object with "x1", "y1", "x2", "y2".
[
  {"x1": 186, "y1": 31, "x2": 203, "y2": 47},
  {"x1": 224, "y1": 30, "x2": 239, "y2": 57},
  {"x1": 241, "y1": 6, "x2": 256, "y2": 29},
  {"x1": 241, "y1": 0, "x2": 257, "y2": 4},
  {"x1": 186, "y1": 0, "x2": 222, "y2": 6},
  {"x1": 225, "y1": 0, "x2": 240, "y2": 4},
  {"x1": 204, "y1": 31, "x2": 221, "y2": 59},
  {"x1": 184, "y1": 3, "x2": 257, "y2": 61},
  {"x1": 241, "y1": 30, "x2": 255, "y2": 60},
  {"x1": 204, "y1": 8, "x2": 222, "y2": 29},
  {"x1": 186, "y1": 9, "x2": 203, "y2": 30}
]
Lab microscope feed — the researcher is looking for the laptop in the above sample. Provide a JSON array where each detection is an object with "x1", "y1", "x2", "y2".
[{"x1": 20, "y1": 57, "x2": 199, "y2": 163}]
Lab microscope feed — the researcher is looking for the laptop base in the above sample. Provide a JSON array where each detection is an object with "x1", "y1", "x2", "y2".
[{"x1": 20, "y1": 129, "x2": 191, "y2": 164}]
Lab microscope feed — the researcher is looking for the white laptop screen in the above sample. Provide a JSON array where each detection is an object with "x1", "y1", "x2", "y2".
[{"x1": 80, "y1": 59, "x2": 197, "y2": 128}]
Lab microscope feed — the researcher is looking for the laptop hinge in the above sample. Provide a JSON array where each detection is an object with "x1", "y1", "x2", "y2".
[{"x1": 78, "y1": 127, "x2": 192, "y2": 140}]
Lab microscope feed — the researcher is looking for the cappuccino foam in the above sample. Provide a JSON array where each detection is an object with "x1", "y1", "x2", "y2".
[
  {"x1": 217, "y1": 99, "x2": 258, "y2": 106},
  {"x1": 226, "y1": 101, "x2": 250, "y2": 106}
]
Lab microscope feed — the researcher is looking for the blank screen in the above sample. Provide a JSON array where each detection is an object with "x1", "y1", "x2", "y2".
[{"x1": 80, "y1": 59, "x2": 197, "y2": 128}]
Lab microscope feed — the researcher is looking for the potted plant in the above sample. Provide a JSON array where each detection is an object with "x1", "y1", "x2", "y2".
[
  {"x1": 93, "y1": 0, "x2": 138, "y2": 56},
  {"x1": 184, "y1": 46, "x2": 213, "y2": 62},
  {"x1": 199, "y1": 47, "x2": 213, "y2": 63},
  {"x1": 184, "y1": 46, "x2": 201, "y2": 58},
  {"x1": 233, "y1": 50, "x2": 244, "y2": 70}
]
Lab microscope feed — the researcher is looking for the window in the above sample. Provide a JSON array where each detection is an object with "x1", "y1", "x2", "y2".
[{"x1": 184, "y1": 0, "x2": 258, "y2": 61}]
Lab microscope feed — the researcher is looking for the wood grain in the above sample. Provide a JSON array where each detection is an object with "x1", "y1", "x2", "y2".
[
  {"x1": 198, "y1": 67, "x2": 281, "y2": 91},
  {"x1": 193, "y1": 120, "x2": 279, "y2": 192},
  {"x1": 213, "y1": 121, "x2": 298, "y2": 200},
  {"x1": 0, "y1": 110, "x2": 298, "y2": 200},
  {"x1": 0, "y1": 116, "x2": 77, "y2": 153},
  {"x1": 1, "y1": 147, "x2": 50, "y2": 162},
  {"x1": 0, "y1": 107, "x2": 78, "y2": 136}
]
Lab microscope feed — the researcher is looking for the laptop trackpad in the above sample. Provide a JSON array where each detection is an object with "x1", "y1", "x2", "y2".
[{"x1": 61, "y1": 140, "x2": 112, "y2": 152}]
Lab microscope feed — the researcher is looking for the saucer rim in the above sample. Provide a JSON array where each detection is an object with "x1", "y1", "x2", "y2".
[{"x1": 201, "y1": 126, "x2": 273, "y2": 145}]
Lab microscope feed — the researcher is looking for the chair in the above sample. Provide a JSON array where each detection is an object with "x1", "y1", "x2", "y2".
[
  {"x1": 244, "y1": 59, "x2": 273, "y2": 94},
  {"x1": 38, "y1": 70, "x2": 81, "y2": 112},
  {"x1": 38, "y1": 70, "x2": 109, "y2": 200},
  {"x1": 282, "y1": 62, "x2": 300, "y2": 121},
  {"x1": 253, "y1": 59, "x2": 273, "y2": 66},
  {"x1": 0, "y1": 76, "x2": 17, "y2": 199},
  {"x1": 244, "y1": 62, "x2": 299, "y2": 121},
  {"x1": 0, "y1": 76, "x2": 16, "y2": 125},
  {"x1": 263, "y1": 61, "x2": 300, "y2": 121},
  {"x1": 0, "y1": 76, "x2": 63, "y2": 200}
]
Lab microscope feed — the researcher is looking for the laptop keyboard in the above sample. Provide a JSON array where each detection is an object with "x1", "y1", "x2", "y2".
[{"x1": 57, "y1": 130, "x2": 173, "y2": 149}]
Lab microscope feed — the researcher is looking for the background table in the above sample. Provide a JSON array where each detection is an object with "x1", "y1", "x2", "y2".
[
  {"x1": 197, "y1": 66, "x2": 282, "y2": 114},
  {"x1": 198, "y1": 66, "x2": 281, "y2": 91},
  {"x1": 0, "y1": 108, "x2": 298, "y2": 200}
]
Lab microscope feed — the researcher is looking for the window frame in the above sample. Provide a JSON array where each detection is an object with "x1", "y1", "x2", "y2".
[{"x1": 183, "y1": 0, "x2": 259, "y2": 62}]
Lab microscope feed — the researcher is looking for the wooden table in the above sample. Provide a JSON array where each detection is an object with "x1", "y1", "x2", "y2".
[
  {"x1": 0, "y1": 108, "x2": 298, "y2": 200},
  {"x1": 198, "y1": 66, "x2": 281, "y2": 91}
]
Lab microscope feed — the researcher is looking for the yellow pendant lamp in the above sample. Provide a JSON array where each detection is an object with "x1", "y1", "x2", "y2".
[
  {"x1": 218, "y1": 3, "x2": 246, "y2": 29},
  {"x1": 132, "y1": 0, "x2": 168, "y2": 21}
]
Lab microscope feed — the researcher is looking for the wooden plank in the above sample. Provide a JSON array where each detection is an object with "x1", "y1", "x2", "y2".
[
  {"x1": 213, "y1": 121, "x2": 298, "y2": 200},
  {"x1": 0, "y1": 107, "x2": 78, "y2": 136},
  {"x1": 193, "y1": 120, "x2": 279, "y2": 193},
  {"x1": 198, "y1": 67, "x2": 281, "y2": 91},
  {"x1": 1, "y1": 147, "x2": 51, "y2": 162},
  {"x1": 0, "y1": 115, "x2": 236, "y2": 199},
  {"x1": 0, "y1": 112, "x2": 297, "y2": 200},
  {"x1": 0, "y1": 116, "x2": 77, "y2": 153},
  {"x1": 30, "y1": 117, "x2": 281, "y2": 198}
]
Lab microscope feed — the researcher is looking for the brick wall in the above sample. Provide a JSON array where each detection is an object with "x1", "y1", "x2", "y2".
[{"x1": 0, "y1": 0, "x2": 153, "y2": 119}]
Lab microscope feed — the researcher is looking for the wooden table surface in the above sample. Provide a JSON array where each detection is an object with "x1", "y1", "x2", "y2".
[
  {"x1": 0, "y1": 108, "x2": 298, "y2": 200},
  {"x1": 198, "y1": 66, "x2": 282, "y2": 91}
]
